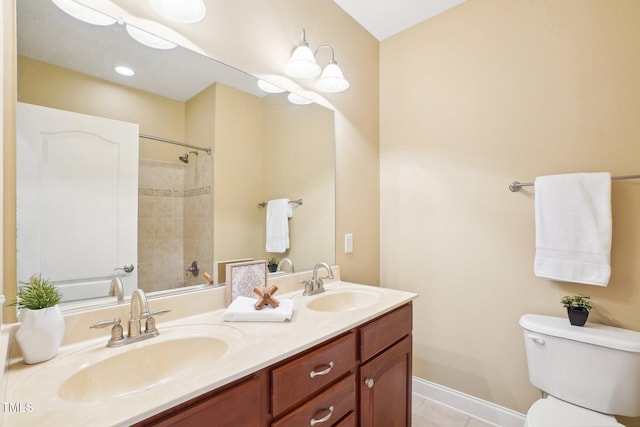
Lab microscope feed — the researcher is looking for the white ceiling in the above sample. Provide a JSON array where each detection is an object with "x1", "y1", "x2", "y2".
[{"x1": 334, "y1": 0, "x2": 467, "y2": 41}]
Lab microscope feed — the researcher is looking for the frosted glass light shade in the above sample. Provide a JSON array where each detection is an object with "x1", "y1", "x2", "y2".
[
  {"x1": 148, "y1": 0, "x2": 206, "y2": 23},
  {"x1": 126, "y1": 25, "x2": 176, "y2": 50},
  {"x1": 285, "y1": 45, "x2": 321, "y2": 79},
  {"x1": 115, "y1": 66, "x2": 135, "y2": 77},
  {"x1": 287, "y1": 92, "x2": 313, "y2": 105},
  {"x1": 51, "y1": 0, "x2": 116, "y2": 26},
  {"x1": 257, "y1": 80, "x2": 286, "y2": 94},
  {"x1": 316, "y1": 62, "x2": 350, "y2": 93}
]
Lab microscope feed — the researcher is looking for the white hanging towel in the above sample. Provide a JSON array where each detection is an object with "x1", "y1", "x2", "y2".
[
  {"x1": 534, "y1": 172, "x2": 612, "y2": 286},
  {"x1": 265, "y1": 198, "x2": 293, "y2": 253}
]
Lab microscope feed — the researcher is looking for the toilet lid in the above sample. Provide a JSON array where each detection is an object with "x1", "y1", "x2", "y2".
[{"x1": 526, "y1": 397, "x2": 624, "y2": 427}]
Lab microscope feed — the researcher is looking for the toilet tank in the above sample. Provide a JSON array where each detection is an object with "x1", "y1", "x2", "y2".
[{"x1": 520, "y1": 314, "x2": 640, "y2": 417}]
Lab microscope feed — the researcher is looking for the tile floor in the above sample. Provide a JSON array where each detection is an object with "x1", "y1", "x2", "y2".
[{"x1": 412, "y1": 393, "x2": 497, "y2": 427}]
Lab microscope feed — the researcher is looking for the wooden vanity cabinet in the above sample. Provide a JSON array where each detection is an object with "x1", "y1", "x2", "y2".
[
  {"x1": 134, "y1": 372, "x2": 270, "y2": 427},
  {"x1": 137, "y1": 303, "x2": 412, "y2": 427},
  {"x1": 359, "y1": 303, "x2": 413, "y2": 427}
]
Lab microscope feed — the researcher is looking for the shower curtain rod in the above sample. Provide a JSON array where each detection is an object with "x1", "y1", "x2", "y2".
[
  {"x1": 509, "y1": 174, "x2": 640, "y2": 192},
  {"x1": 139, "y1": 133, "x2": 212, "y2": 155}
]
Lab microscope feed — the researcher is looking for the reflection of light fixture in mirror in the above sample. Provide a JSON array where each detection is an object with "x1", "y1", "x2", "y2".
[
  {"x1": 148, "y1": 0, "x2": 207, "y2": 23},
  {"x1": 285, "y1": 30, "x2": 322, "y2": 79},
  {"x1": 287, "y1": 92, "x2": 313, "y2": 105},
  {"x1": 51, "y1": 0, "x2": 117, "y2": 26},
  {"x1": 257, "y1": 79, "x2": 287, "y2": 94},
  {"x1": 126, "y1": 25, "x2": 177, "y2": 50},
  {"x1": 315, "y1": 46, "x2": 350, "y2": 93},
  {"x1": 115, "y1": 66, "x2": 135, "y2": 77}
]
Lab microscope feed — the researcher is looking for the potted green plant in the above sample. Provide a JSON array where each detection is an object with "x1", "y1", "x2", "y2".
[
  {"x1": 12, "y1": 275, "x2": 65, "y2": 364},
  {"x1": 561, "y1": 294, "x2": 592, "y2": 327},
  {"x1": 268, "y1": 258, "x2": 279, "y2": 273}
]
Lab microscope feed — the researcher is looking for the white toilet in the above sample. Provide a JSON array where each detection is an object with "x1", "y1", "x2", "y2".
[{"x1": 520, "y1": 314, "x2": 640, "y2": 427}]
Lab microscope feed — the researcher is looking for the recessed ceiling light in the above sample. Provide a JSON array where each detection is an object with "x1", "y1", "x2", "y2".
[
  {"x1": 126, "y1": 25, "x2": 177, "y2": 50},
  {"x1": 51, "y1": 0, "x2": 117, "y2": 26},
  {"x1": 147, "y1": 0, "x2": 207, "y2": 24},
  {"x1": 115, "y1": 66, "x2": 135, "y2": 77}
]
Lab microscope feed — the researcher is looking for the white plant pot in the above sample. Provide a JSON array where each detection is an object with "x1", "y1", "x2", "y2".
[{"x1": 16, "y1": 305, "x2": 65, "y2": 364}]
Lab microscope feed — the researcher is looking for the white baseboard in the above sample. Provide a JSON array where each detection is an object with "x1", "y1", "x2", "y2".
[{"x1": 412, "y1": 376, "x2": 526, "y2": 427}]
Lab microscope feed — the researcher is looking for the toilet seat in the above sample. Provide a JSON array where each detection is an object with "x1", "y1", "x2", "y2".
[{"x1": 526, "y1": 396, "x2": 624, "y2": 427}]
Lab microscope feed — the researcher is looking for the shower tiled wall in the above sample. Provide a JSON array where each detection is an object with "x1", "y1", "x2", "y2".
[{"x1": 138, "y1": 156, "x2": 213, "y2": 292}]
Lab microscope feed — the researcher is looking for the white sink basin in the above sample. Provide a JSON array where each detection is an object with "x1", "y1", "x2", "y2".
[
  {"x1": 10, "y1": 323, "x2": 243, "y2": 404},
  {"x1": 305, "y1": 289, "x2": 381, "y2": 312},
  {"x1": 58, "y1": 335, "x2": 228, "y2": 402}
]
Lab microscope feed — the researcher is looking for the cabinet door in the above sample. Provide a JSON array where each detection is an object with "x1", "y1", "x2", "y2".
[
  {"x1": 149, "y1": 376, "x2": 263, "y2": 426},
  {"x1": 360, "y1": 336, "x2": 412, "y2": 427}
]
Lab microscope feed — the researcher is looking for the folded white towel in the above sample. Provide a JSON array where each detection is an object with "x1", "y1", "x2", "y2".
[
  {"x1": 222, "y1": 296, "x2": 294, "y2": 322},
  {"x1": 534, "y1": 172, "x2": 612, "y2": 286},
  {"x1": 266, "y1": 199, "x2": 292, "y2": 253}
]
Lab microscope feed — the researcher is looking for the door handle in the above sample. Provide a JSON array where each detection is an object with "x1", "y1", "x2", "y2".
[{"x1": 114, "y1": 264, "x2": 134, "y2": 273}]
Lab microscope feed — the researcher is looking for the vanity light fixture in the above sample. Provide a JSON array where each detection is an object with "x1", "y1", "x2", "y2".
[
  {"x1": 315, "y1": 46, "x2": 350, "y2": 93},
  {"x1": 51, "y1": 0, "x2": 117, "y2": 26},
  {"x1": 285, "y1": 30, "x2": 322, "y2": 79},
  {"x1": 147, "y1": 0, "x2": 207, "y2": 24},
  {"x1": 257, "y1": 79, "x2": 287, "y2": 94},
  {"x1": 285, "y1": 30, "x2": 350, "y2": 93},
  {"x1": 126, "y1": 25, "x2": 177, "y2": 50},
  {"x1": 115, "y1": 65, "x2": 135, "y2": 77}
]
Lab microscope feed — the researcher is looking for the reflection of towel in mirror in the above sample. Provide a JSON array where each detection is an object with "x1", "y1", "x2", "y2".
[
  {"x1": 266, "y1": 199, "x2": 293, "y2": 253},
  {"x1": 534, "y1": 172, "x2": 612, "y2": 286}
]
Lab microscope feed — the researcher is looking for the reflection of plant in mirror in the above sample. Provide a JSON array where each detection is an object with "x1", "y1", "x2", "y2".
[
  {"x1": 268, "y1": 258, "x2": 279, "y2": 273},
  {"x1": 13, "y1": 275, "x2": 63, "y2": 310}
]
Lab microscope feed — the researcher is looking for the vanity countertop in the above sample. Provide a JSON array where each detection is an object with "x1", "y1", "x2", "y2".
[{"x1": 0, "y1": 280, "x2": 417, "y2": 426}]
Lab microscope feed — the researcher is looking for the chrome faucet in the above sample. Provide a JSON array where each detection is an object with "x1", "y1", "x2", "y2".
[
  {"x1": 90, "y1": 289, "x2": 171, "y2": 348},
  {"x1": 302, "y1": 262, "x2": 334, "y2": 296},
  {"x1": 108, "y1": 277, "x2": 124, "y2": 303},
  {"x1": 277, "y1": 257, "x2": 295, "y2": 273},
  {"x1": 129, "y1": 289, "x2": 150, "y2": 337}
]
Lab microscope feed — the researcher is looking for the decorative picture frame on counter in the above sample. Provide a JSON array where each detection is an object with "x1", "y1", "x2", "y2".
[{"x1": 225, "y1": 260, "x2": 267, "y2": 306}]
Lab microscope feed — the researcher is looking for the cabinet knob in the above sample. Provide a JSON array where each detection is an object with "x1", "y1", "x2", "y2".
[
  {"x1": 364, "y1": 378, "x2": 375, "y2": 389},
  {"x1": 309, "y1": 405, "x2": 334, "y2": 426}
]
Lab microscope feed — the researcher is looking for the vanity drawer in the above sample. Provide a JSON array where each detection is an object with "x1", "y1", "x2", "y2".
[
  {"x1": 272, "y1": 374, "x2": 355, "y2": 427},
  {"x1": 272, "y1": 332, "x2": 356, "y2": 416},
  {"x1": 360, "y1": 303, "x2": 412, "y2": 363}
]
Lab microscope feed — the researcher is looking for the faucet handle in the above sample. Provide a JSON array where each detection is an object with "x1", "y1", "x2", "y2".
[
  {"x1": 144, "y1": 308, "x2": 171, "y2": 334},
  {"x1": 90, "y1": 317, "x2": 121, "y2": 329},
  {"x1": 299, "y1": 279, "x2": 314, "y2": 295},
  {"x1": 90, "y1": 317, "x2": 124, "y2": 343}
]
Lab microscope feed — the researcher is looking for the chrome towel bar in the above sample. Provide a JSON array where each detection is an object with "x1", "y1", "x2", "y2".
[{"x1": 509, "y1": 174, "x2": 640, "y2": 192}]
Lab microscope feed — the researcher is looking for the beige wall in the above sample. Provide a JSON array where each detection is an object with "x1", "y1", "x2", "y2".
[
  {"x1": 380, "y1": 0, "x2": 640, "y2": 420},
  {"x1": 18, "y1": 56, "x2": 186, "y2": 163},
  {"x1": 212, "y1": 83, "x2": 265, "y2": 263},
  {"x1": 262, "y1": 96, "x2": 335, "y2": 270}
]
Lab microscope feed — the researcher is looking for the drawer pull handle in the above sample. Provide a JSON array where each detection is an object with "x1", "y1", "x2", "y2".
[
  {"x1": 309, "y1": 405, "x2": 334, "y2": 426},
  {"x1": 309, "y1": 361, "x2": 334, "y2": 378},
  {"x1": 364, "y1": 377, "x2": 375, "y2": 389}
]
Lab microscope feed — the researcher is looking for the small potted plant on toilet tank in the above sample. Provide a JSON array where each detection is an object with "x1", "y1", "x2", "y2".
[{"x1": 561, "y1": 294, "x2": 592, "y2": 326}]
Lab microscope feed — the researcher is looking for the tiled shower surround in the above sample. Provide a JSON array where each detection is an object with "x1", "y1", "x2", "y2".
[{"x1": 138, "y1": 156, "x2": 213, "y2": 293}]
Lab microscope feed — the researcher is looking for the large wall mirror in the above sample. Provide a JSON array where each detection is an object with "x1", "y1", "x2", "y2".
[{"x1": 15, "y1": 0, "x2": 335, "y2": 309}]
